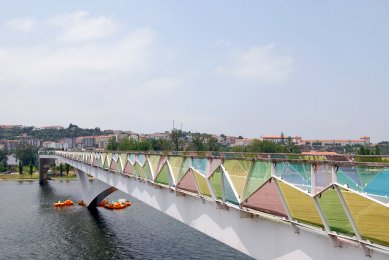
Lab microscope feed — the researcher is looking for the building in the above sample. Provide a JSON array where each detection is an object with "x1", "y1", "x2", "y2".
[
  {"x1": 302, "y1": 137, "x2": 370, "y2": 147},
  {"x1": 95, "y1": 135, "x2": 114, "y2": 149},
  {"x1": 260, "y1": 135, "x2": 302, "y2": 144},
  {"x1": 233, "y1": 138, "x2": 254, "y2": 147}
]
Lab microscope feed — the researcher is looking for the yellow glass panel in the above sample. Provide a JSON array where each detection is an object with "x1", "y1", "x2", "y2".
[
  {"x1": 169, "y1": 157, "x2": 183, "y2": 184},
  {"x1": 193, "y1": 170, "x2": 211, "y2": 197},
  {"x1": 278, "y1": 181, "x2": 323, "y2": 228},
  {"x1": 341, "y1": 189, "x2": 389, "y2": 246},
  {"x1": 224, "y1": 160, "x2": 252, "y2": 199}
]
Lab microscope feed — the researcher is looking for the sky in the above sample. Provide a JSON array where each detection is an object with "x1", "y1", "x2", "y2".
[{"x1": 0, "y1": 1, "x2": 388, "y2": 142}]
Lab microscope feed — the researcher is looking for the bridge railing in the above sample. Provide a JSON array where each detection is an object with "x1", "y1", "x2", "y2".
[{"x1": 53, "y1": 150, "x2": 389, "y2": 254}]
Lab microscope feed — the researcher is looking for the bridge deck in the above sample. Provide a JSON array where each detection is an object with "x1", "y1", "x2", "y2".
[{"x1": 40, "y1": 150, "x2": 389, "y2": 258}]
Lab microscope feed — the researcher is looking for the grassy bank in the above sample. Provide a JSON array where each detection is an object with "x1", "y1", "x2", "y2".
[{"x1": 0, "y1": 173, "x2": 77, "y2": 181}]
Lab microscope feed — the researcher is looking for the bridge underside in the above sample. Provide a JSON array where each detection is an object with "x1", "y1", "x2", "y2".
[{"x1": 46, "y1": 156, "x2": 388, "y2": 260}]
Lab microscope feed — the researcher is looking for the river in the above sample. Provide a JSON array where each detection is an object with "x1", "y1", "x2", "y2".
[{"x1": 0, "y1": 180, "x2": 251, "y2": 259}]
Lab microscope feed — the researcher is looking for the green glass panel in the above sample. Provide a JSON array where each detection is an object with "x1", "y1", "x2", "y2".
[
  {"x1": 143, "y1": 162, "x2": 152, "y2": 180},
  {"x1": 135, "y1": 163, "x2": 145, "y2": 179},
  {"x1": 317, "y1": 188, "x2": 354, "y2": 236},
  {"x1": 210, "y1": 168, "x2": 223, "y2": 200},
  {"x1": 243, "y1": 161, "x2": 271, "y2": 200},
  {"x1": 103, "y1": 157, "x2": 109, "y2": 169},
  {"x1": 193, "y1": 170, "x2": 211, "y2": 197},
  {"x1": 156, "y1": 164, "x2": 169, "y2": 185}
]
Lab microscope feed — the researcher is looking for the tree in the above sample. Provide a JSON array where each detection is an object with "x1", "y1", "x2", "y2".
[
  {"x1": 170, "y1": 129, "x2": 184, "y2": 151},
  {"x1": 59, "y1": 163, "x2": 63, "y2": 176},
  {"x1": 375, "y1": 145, "x2": 381, "y2": 155},
  {"x1": 106, "y1": 137, "x2": 119, "y2": 150},
  {"x1": 15, "y1": 145, "x2": 38, "y2": 166},
  {"x1": 19, "y1": 161, "x2": 23, "y2": 175},
  {"x1": 206, "y1": 136, "x2": 219, "y2": 151},
  {"x1": 0, "y1": 149, "x2": 7, "y2": 173},
  {"x1": 65, "y1": 164, "x2": 70, "y2": 177},
  {"x1": 29, "y1": 162, "x2": 33, "y2": 175},
  {"x1": 191, "y1": 134, "x2": 206, "y2": 151}
]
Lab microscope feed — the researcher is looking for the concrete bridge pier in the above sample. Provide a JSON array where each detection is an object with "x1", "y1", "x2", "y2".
[
  {"x1": 39, "y1": 157, "x2": 56, "y2": 185},
  {"x1": 76, "y1": 169, "x2": 118, "y2": 208}
]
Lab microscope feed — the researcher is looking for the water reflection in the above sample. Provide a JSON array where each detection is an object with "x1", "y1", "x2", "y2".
[{"x1": 0, "y1": 180, "x2": 251, "y2": 259}]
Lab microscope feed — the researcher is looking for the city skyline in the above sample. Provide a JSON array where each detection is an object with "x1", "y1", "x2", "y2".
[{"x1": 1, "y1": 1, "x2": 389, "y2": 142}]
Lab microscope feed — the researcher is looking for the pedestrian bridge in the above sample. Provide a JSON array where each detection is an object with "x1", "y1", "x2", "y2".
[{"x1": 39, "y1": 150, "x2": 389, "y2": 259}]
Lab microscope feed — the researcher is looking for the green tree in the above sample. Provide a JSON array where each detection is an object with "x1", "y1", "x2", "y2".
[
  {"x1": 170, "y1": 129, "x2": 184, "y2": 151},
  {"x1": 0, "y1": 149, "x2": 7, "y2": 173},
  {"x1": 191, "y1": 134, "x2": 206, "y2": 151},
  {"x1": 375, "y1": 145, "x2": 381, "y2": 155},
  {"x1": 106, "y1": 137, "x2": 119, "y2": 150},
  {"x1": 59, "y1": 163, "x2": 63, "y2": 176},
  {"x1": 65, "y1": 163, "x2": 70, "y2": 177},
  {"x1": 206, "y1": 136, "x2": 219, "y2": 151},
  {"x1": 29, "y1": 162, "x2": 33, "y2": 175},
  {"x1": 19, "y1": 161, "x2": 23, "y2": 175},
  {"x1": 15, "y1": 145, "x2": 38, "y2": 166}
]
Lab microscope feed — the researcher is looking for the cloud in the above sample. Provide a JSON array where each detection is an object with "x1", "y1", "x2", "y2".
[
  {"x1": 50, "y1": 11, "x2": 119, "y2": 43},
  {"x1": 0, "y1": 27, "x2": 155, "y2": 90},
  {"x1": 6, "y1": 17, "x2": 36, "y2": 31},
  {"x1": 215, "y1": 44, "x2": 293, "y2": 84}
]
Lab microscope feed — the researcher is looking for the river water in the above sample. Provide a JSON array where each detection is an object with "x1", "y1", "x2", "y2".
[{"x1": 0, "y1": 180, "x2": 251, "y2": 259}]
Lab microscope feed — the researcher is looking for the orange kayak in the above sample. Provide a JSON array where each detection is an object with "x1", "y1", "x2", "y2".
[
  {"x1": 54, "y1": 201, "x2": 65, "y2": 207},
  {"x1": 64, "y1": 199, "x2": 74, "y2": 206},
  {"x1": 113, "y1": 202, "x2": 125, "y2": 209},
  {"x1": 98, "y1": 199, "x2": 108, "y2": 207}
]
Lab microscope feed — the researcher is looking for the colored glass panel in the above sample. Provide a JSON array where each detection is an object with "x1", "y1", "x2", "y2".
[
  {"x1": 177, "y1": 170, "x2": 197, "y2": 193},
  {"x1": 103, "y1": 157, "x2": 109, "y2": 169},
  {"x1": 169, "y1": 157, "x2": 184, "y2": 184},
  {"x1": 222, "y1": 168, "x2": 239, "y2": 205},
  {"x1": 224, "y1": 160, "x2": 252, "y2": 199},
  {"x1": 193, "y1": 170, "x2": 211, "y2": 197},
  {"x1": 156, "y1": 164, "x2": 169, "y2": 185},
  {"x1": 364, "y1": 168, "x2": 389, "y2": 200},
  {"x1": 210, "y1": 167, "x2": 223, "y2": 200},
  {"x1": 341, "y1": 189, "x2": 389, "y2": 246},
  {"x1": 137, "y1": 154, "x2": 146, "y2": 166},
  {"x1": 178, "y1": 158, "x2": 191, "y2": 182},
  {"x1": 192, "y1": 158, "x2": 207, "y2": 175},
  {"x1": 149, "y1": 155, "x2": 161, "y2": 176},
  {"x1": 243, "y1": 161, "x2": 271, "y2": 200},
  {"x1": 317, "y1": 188, "x2": 354, "y2": 236},
  {"x1": 275, "y1": 162, "x2": 311, "y2": 192},
  {"x1": 143, "y1": 162, "x2": 152, "y2": 180},
  {"x1": 134, "y1": 163, "x2": 145, "y2": 179},
  {"x1": 119, "y1": 154, "x2": 128, "y2": 169},
  {"x1": 277, "y1": 181, "x2": 323, "y2": 228},
  {"x1": 129, "y1": 154, "x2": 136, "y2": 165},
  {"x1": 123, "y1": 162, "x2": 134, "y2": 175},
  {"x1": 315, "y1": 164, "x2": 332, "y2": 194},
  {"x1": 110, "y1": 160, "x2": 117, "y2": 171},
  {"x1": 243, "y1": 181, "x2": 287, "y2": 218}
]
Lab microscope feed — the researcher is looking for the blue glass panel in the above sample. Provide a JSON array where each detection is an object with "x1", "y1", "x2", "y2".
[
  {"x1": 137, "y1": 154, "x2": 146, "y2": 165},
  {"x1": 192, "y1": 158, "x2": 207, "y2": 176},
  {"x1": 363, "y1": 168, "x2": 389, "y2": 197},
  {"x1": 222, "y1": 170, "x2": 239, "y2": 205}
]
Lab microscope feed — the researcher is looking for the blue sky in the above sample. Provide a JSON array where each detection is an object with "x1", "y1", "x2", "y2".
[{"x1": 1, "y1": 1, "x2": 388, "y2": 142}]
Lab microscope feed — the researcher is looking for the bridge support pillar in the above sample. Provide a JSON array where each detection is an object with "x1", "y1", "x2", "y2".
[
  {"x1": 76, "y1": 169, "x2": 118, "y2": 208},
  {"x1": 39, "y1": 158, "x2": 56, "y2": 185}
]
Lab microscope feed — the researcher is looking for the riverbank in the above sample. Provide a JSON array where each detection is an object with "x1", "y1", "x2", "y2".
[{"x1": 0, "y1": 173, "x2": 77, "y2": 181}]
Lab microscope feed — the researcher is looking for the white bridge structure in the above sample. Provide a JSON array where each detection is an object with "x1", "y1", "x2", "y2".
[{"x1": 39, "y1": 150, "x2": 389, "y2": 260}]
